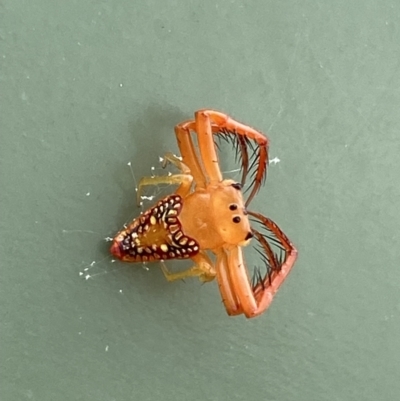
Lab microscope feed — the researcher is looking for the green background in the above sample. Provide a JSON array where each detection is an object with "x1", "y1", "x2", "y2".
[{"x1": 2, "y1": 1, "x2": 400, "y2": 400}]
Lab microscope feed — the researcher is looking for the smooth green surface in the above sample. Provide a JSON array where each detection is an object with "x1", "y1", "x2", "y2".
[{"x1": 2, "y1": 1, "x2": 400, "y2": 400}]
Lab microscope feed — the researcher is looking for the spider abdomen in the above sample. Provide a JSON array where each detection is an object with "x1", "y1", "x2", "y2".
[{"x1": 110, "y1": 195, "x2": 200, "y2": 262}]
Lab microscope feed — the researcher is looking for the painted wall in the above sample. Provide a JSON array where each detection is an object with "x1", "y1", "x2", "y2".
[{"x1": 2, "y1": 1, "x2": 399, "y2": 400}]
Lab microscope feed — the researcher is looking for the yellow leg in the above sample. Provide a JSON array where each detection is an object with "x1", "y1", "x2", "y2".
[
  {"x1": 161, "y1": 152, "x2": 191, "y2": 174},
  {"x1": 160, "y1": 253, "x2": 216, "y2": 283},
  {"x1": 136, "y1": 153, "x2": 193, "y2": 206},
  {"x1": 137, "y1": 174, "x2": 193, "y2": 206}
]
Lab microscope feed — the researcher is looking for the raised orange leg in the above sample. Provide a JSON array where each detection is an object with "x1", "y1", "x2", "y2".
[
  {"x1": 225, "y1": 214, "x2": 297, "y2": 318},
  {"x1": 194, "y1": 110, "x2": 269, "y2": 205},
  {"x1": 215, "y1": 248, "x2": 243, "y2": 316},
  {"x1": 174, "y1": 121, "x2": 207, "y2": 189},
  {"x1": 175, "y1": 110, "x2": 269, "y2": 205},
  {"x1": 247, "y1": 212, "x2": 298, "y2": 315}
]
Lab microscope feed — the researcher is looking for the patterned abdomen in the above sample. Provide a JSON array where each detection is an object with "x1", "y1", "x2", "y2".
[{"x1": 110, "y1": 195, "x2": 200, "y2": 263}]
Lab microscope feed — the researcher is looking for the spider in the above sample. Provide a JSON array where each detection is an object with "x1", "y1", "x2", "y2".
[{"x1": 110, "y1": 109, "x2": 297, "y2": 318}]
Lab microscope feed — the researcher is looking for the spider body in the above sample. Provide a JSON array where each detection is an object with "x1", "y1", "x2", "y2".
[
  {"x1": 110, "y1": 180, "x2": 251, "y2": 260},
  {"x1": 111, "y1": 110, "x2": 297, "y2": 318}
]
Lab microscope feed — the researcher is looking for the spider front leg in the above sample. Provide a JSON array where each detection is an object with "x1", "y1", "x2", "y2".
[
  {"x1": 220, "y1": 214, "x2": 297, "y2": 318},
  {"x1": 174, "y1": 121, "x2": 207, "y2": 189},
  {"x1": 194, "y1": 109, "x2": 269, "y2": 205},
  {"x1": 136, "y1": 153, "x2": 193, "y2": 206},
  {"x1": 160, "y1": 252, "x2": 216, "y2": 283},
  {"x1": 215, "y1": 248, "x2": 244, "y2": 316}
]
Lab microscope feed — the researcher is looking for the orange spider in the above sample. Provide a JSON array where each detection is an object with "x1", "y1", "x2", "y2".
[{"x1": 110, "y1": 109, "x2": 297, "y2": 318}]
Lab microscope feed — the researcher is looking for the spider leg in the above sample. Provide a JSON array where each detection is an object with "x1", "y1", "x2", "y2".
[
  {"x1": 193, "y1": 111, "x2": 223, "y2": 184},
  {"x1": 226, "y1": 245, "x2": 260, "y2": 318},
  {"x1": 215, "y1": 248, "x2": 243, "y2": 316},
  {"x1": 160, "y1": 252, "x2": 216, "y2": 283},
  {"x1": 247, "y1": 211, "x2": 297, "y2": 301},
  {"x1": 225, "y1": 214, "x2": 297, "y2": 318},
  {"x1": 174, "y1": 121, "x2": 207, "y2": 189},
  {"x1": 161, "y1": 152, "x2": 191, "y2": 174},
  {"x1": 195, "y1": 109, "x2": 269, "y2": 206},
  {"x1": 136, "y1": 173, "x2": 193, "y2": 207}
]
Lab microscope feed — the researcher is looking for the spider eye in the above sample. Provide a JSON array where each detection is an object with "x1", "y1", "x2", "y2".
[
  {"x1": 232, "y1": 216, "x2": 241, "y2": 223},
  {"x1": 229, "y1": 204, "x2": 238, "y2": 211},
  {"x1": 231, "y1": 182, "x2": 242, "y2": 190}
]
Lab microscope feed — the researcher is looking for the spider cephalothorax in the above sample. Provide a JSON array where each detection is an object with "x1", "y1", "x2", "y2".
[{"x1": 111, "y1": 110, "x2": 297, "y2": 318}]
